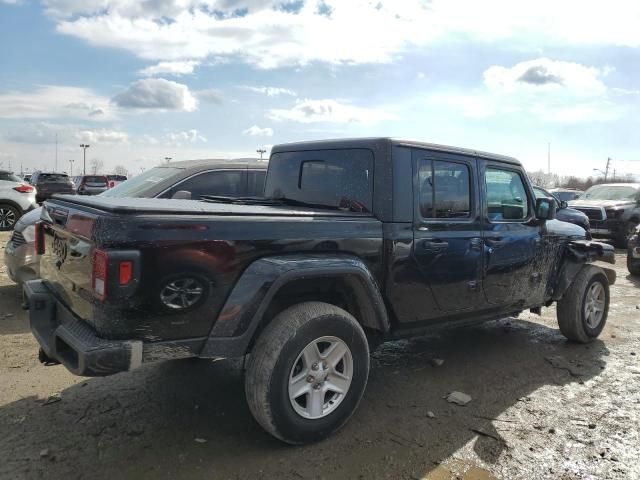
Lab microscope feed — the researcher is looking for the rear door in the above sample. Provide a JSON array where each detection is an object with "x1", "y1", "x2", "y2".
[
  {"x1": 411, "y1": 149, "x2": 484, "y2": 315},
  {"x1": 481, "y1": 161, "x2": 541, "y2": 306}
]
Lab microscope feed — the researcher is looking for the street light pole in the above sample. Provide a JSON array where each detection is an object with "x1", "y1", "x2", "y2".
[
  {"x1": 256, "y1": 148, "x2": 266, "y2": 159},
  {"x1": 164, "y1": 157, "x2": 172, "y2": 163},
  {"x1": 80, "y1": 144, "x2": 90, "y2": 175},
  {"x1": 69, "y1": 159, "x2": 74, "y2": 177}
]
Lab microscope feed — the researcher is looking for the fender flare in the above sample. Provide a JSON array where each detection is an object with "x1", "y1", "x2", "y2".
[{"x1": 200, "y1": 254, "x2": 389, "y2": 358}]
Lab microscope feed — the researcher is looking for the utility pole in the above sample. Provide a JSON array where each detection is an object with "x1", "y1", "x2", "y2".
[
  {"x1": 80, "y1": 144, "x2": 90, "y2": 175},
  {"x1": 604, "y1": 157, "x2": 611, "y2": 182},
  {"x1": 547, "y1": 142, "x2": 550, "y2": 175},
  {"x1": 256, "y1": 148, "x2": 266, "y2": 159},
  {"x1": 69, "y1": 159, "x2": 74, "y2": 177}
]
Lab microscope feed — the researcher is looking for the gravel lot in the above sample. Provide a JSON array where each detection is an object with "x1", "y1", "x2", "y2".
[{"x1": 1, "y1": 229, "x2": 639, "y2": 480}]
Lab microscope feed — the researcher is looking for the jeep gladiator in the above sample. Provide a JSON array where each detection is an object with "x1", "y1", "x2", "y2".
[{"x1": 25, "y1": 138, "x2": 616, "y2": 444}]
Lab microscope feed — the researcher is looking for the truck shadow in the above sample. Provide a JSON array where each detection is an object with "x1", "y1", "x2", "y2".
[
  {"x1": 0, "y1": 283, "x2": 30, "y2": 335},
  {"x1": 0, "y1": 317, "x2": 608, "y2": 479}
]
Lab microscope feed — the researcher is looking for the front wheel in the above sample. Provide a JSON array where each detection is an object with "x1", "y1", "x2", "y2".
[
  {"x1": 245, "y1": 302, "x2": 370, "y2": 444},
  {"x1": 615, "y1": 220, "x2": 639, "y2": 248},
  {"x1": 557, "y1": 266, "x2": 609, "y2": 343}
]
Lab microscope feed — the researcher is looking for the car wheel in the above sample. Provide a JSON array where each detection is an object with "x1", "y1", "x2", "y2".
[
  {"x1": 557, "y1": 266, "x2": 609, "y2": 343},
  {"x1": 0, "y1": 204, "x2": 20, "y2": 231},
  {"x1": 627, "y1": 256, "x2": 640, "y2": 276},
  {"x1": 245, "y1": 301, "x2": 369, "y2": 444},
  {"x1": 615, "y1": 220, "x2": 639, "y2": 248}
]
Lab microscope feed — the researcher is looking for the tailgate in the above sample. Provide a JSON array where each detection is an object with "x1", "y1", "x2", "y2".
[{"x1": 39, "y1": 203, "x2": 101, "y2": 322}]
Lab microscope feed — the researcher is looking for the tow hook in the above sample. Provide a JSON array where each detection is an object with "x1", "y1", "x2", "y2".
[{"x1": 38, "y1": 348, "x2": 60, "y2": 366}]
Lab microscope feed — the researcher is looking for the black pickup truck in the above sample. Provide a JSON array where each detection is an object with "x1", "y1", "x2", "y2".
[{"x1": 25, "y1": 138, "x2": 616, "y2": 444}]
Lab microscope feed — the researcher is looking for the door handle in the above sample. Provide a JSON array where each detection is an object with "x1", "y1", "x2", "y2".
[
  {"x1": 421, "y1": 239, "x2": 449, "y2": 252},
  {"x1": 485, "y1": 238, "x2": 505, "y2": 247}
]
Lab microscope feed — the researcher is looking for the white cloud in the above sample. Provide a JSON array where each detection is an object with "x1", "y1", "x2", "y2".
[
  {"x1": 484, "y1": 58, "x2": 608, "y2": 95},
  {"x1": 141, "y1": 129, "x2": 207, "y2": 146},
  {"x1": 240, "y1": 85, "x2": 296, "y2": 97},
  {"x1": 242, "y1": 125, "x2": 273, "y2": 136},
  {"x1": 269, "y1": 99, "x2": 396, "y2": 125},
  {"x1": 112, "y1": 78, "x2": 197, "y2": 111},
  {"x1": 138, "y1": 60, "x2": 200, "y2": 76},
  {"x1": 195, "y1": 88, "x2": 223, "y2": 104},
  {"x1": 5, "y1": 122, "x2": 128, "y2": 144},
  {"x1": 43, "y1": 0, "x2": 640, "y2": 70},
  {"x1": 0, "y1": 85, "x2": 115, "y2": 121}
]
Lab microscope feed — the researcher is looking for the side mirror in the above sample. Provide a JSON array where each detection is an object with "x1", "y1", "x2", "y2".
[
  {"x1": 536, "y1": 197, "x2": 556, "y2": 221},
  {"x1": 560, "y1": 200, "x2": 568, "y2": 210},
  {"x1": 171, "y1": 190, "x2": 192, "y2": 200}
]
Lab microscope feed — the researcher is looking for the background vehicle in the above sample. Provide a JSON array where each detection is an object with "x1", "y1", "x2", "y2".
[
  {"x1": 569, "y1": 183, "x2": 640, "y2": 247},
  {"x1": 106, "y1": 174, "x2": 128, "y2": 188},
  {"x1": 0, "y1": 170, "x2": 36, "y2": 231},
  {"x1": 5, "y1": 159, "x2": 266, "y2": 284},
  {"x1": 533, "y1": 186, "x2": 590, "y2": 236},
  {"x1": 627, "y1": 226, "x2": 640, "y2": 275},
  {"x1": 23, "y1": 174, "x2": 32, "y2": 183},
  {"x1": 30, "y1": 172, "x2": 75, "y2": 203},
  {"x1": 102, "y1": 158, "x2": 267, "y2": 200},
  {"x1": 74, "y1": 175, "x2": 109, "y2": 195},
  {"x1": 549, "y1": 188, "x2": 583, "y2": 202},
  {"x1": 25, "y1": 138, "x2": 615, "y2": 444}
]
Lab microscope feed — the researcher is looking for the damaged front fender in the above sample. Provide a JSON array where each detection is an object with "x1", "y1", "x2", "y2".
[{"x1": 551, "y1": 240, "x2": 616, "y2": 302}]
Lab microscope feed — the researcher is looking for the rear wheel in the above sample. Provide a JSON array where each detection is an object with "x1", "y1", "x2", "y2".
[
  {"x1": 557, "y1": 266, "x2": 609, "y2": 343},
  {"x1": 627, "y1": 255, "x2": 640, "y2": 276},
  {"x1": 615, "y1": 220, "x2": 639, "y2": 248},
  {"x1": 0, "y1": 204, "x2": 20, "y2": 231},
  {"x1": 245, "y1": 302, "x2": 369, "y2": 444}
]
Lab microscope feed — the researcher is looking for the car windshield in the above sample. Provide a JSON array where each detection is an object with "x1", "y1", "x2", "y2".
[
  {"x1": 101, "y1": 167, "x2": 182, "y2": 197},
  {"x1": 38, "y1": 174, "x2": 70, "y2": 183},
  {"x1": 579, "y1": 185, "x2": 639, "y2": 201},
  {"x1": 552, "y1": 191, "x2": 579, "y2": 202}
]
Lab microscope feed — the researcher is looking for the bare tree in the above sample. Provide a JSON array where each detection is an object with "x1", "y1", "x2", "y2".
[
  {"x1": 113, "y1": 165, "x2": 128, "y2": 176},
  {"x1": 89, "y1": 158, "x2": 105, "y2": 175}
]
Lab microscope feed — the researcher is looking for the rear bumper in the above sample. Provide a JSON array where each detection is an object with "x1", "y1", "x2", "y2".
[
  {"x1": 24, "y1": 280, "x2": 142, "y2": 376},
  {"x1": 4, "y1": 241, "x2": 39, "y2": 284}
]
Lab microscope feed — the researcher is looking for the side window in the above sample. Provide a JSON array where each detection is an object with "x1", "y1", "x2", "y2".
[
  {"x1": 418, "y1": 159, "x2": 471, "y2": 219},
  {"x1": 161, "y1": 170, "x2": 246, "y2": 199},
  {"x1": 247, "y1": 170, "x2": 266, "y2": 196},
  {"x1": 485, "y1": 168, "x2": 529, "y2": 221}
]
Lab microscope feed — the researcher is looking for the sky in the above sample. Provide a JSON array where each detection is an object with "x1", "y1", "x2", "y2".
[{"x1": 1, "y1": 0, "x2": 640, "y2": 178}]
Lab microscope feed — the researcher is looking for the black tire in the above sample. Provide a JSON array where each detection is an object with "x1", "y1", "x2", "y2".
[
  {"x1": 615, "y1": 220, "x2": 639, "y2": 248},
  {"x1": 0, "y1": 204, "x2": 21, "y2": 231},
  {"x1": 245, "y1": 301, "x2": 370, "y2": 444},
  {"x1": 557, "y1": 266, "x2": 609, "y2": 343},
  {"x1": 627, "y1": 255, "x2": 640, "y2": 276}
]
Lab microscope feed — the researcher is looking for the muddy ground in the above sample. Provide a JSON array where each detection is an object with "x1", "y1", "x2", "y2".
[{"x1": 0, "y1": 230, "x2": 639, "y2": 480}]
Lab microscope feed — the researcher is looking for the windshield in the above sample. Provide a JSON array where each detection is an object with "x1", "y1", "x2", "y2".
[
  {"x1": 552, "y1": 190, "x2": 580, "y2": 202},
  {"x1": 579, "y1": 185, "x2": 639, "y2": 201},
  {"x1": 101, "y1": 167, "x2": 182, "y2": 197},
  {"x1": 264, "y1": 149, "x2": 374, "y2": 212}
]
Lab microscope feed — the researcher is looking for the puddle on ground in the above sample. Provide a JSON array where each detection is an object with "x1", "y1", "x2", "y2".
[{"x1": 422, "y1": 459, "x2": 498, "y2": 480}]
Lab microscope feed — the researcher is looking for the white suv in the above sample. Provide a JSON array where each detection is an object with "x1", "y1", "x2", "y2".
[{"x1": 0, "y1": 170, "x2": 37, "y2": 231}]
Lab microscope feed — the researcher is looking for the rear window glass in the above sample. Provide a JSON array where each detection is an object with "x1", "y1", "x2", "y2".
[
  {"x1": 264, "y1": 149, "x2": 374, "y2": 212},
  {"x1": 84, "y1": 176, "x2": 107, "y2": 183},
  {"x1": 38, "y1": 174, "x2": 70, "y2": 183},
  {"x1": 107, "y1": 175, "x2": 127, "y2": 181}
]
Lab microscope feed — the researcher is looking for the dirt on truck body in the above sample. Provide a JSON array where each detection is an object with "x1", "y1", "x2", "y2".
[{"x1": 23, "y1": 138, "x2": 617, "y2": 446}]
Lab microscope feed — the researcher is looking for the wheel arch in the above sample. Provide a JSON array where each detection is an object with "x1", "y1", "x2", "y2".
[{"x1": 200, "y1": 254, "x2": 389, "y2": 358}]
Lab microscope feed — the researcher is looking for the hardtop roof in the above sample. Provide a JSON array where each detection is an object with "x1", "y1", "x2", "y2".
[{"x1": 270, "y1": 137, "x2": 520, "y2": 166}]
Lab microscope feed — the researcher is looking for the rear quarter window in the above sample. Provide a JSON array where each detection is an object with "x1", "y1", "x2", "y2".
[{"x1": 264, "y1": 149, "x2": 374, "y2": 211}]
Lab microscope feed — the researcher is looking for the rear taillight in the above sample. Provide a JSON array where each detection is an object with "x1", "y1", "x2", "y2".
[
  {"x1": 34, "y1": 222, "x2": 45, "y2": 255},
  {"x1": 119, "y1": 261, "x2": 132, "y2": 285},
  {"x1": 92, "y1": 249, "x2": 108, "y2": 300},
  {"x1": 109, "y1": 181, "x2": 115, "y2": 188},
  {"x1": 13, "y1": 184, "x2": 34, "y2": 193}
]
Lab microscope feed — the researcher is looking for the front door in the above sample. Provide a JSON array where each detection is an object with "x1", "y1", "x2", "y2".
[
  {"x1": 481, "y1": 162, "x2": 541, "y2": 306},
  {"x1": 411, "y1": 150, "x2": 484, "y2": 316}
]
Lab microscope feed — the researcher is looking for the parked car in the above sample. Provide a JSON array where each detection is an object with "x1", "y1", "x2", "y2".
[
  {"x1": 25, "y1": 138, "x2": 615, "y2": 445},
  {"x1": 23, "y1": 174, "x2": 32, "y2": 183},
  {"x1": 106, "y1": 174, "x2": 128, "y2": 188},
  {"x1": 74, "y1": 175, "x2": 109, "y2": 195},
  {"x1": 0, "y1": 170, "x2": 37, "y2": 231},
  {"x1": 569, "y1": 183, "x2": 640, "y2": 247},
  {"x1": 549, "y1": 188, "x2": 583, "y2": 202},
  {"x1": 627, "y1": 226, "x2": 640, "y2": 275},
  {"x1": 30, "y1": 172, "x2": 75, "y2": 203},
  {"x1": 533, "y1": 186, "x2": 590, "y2": 236},
  {"x1": 5, "y1": 159, "x2": 266, "y2": 284}
]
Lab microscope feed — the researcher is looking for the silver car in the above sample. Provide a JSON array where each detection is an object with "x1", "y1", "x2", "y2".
[{"x1": 4, "y1": 207, "x2": 41, "y2": 283}]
